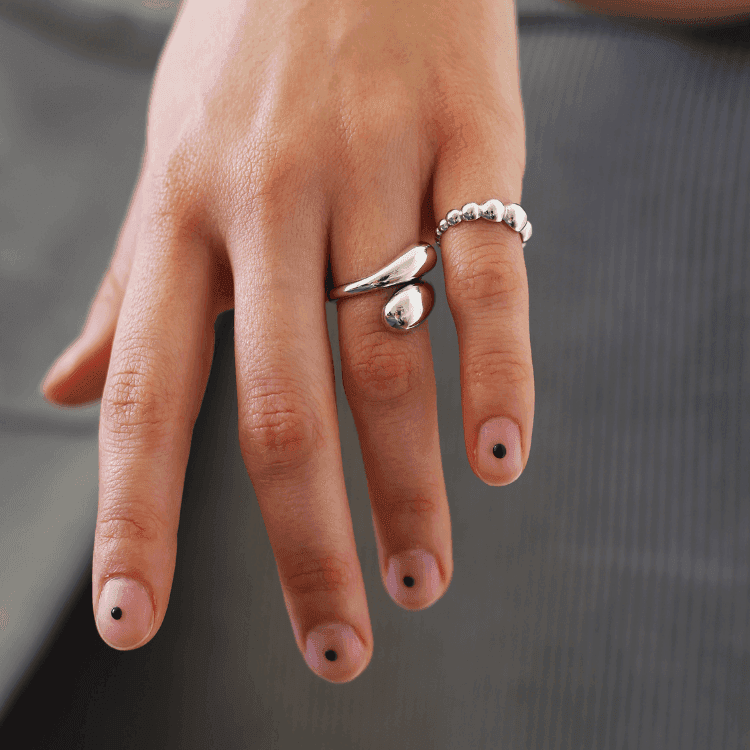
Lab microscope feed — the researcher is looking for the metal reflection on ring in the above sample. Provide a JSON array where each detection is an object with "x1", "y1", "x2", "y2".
[
  {"x1": 327, "y1": 243, "x2": 437, "y2": 332},
  {"x1": 327, "y1": 244, "x2": 436, "y2": 300},
  {"x1": 383, "y1": 280, "x2": 435, "y2": 331}
]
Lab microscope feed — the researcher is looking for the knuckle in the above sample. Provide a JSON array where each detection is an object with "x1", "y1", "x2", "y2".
[
  {"x1": 465, "y1": 348, "x2": 533, "y2": 388},
  {"x1": 449, "y1": 244, "x2": 527, "y2": 308},
  {"x1": 239, "y1": 382, "x2": 325, "y2": 473},
  {"x1": 330, "y1": 79, "x2": 420, "y2": 173},
  {"x1": 439, "y1": 98, "x2": 526, "y2": 176},
  {"x1": 246, "y1": 145, "x2": 302, "y2": 205},
  {"x1": 230, "y1": 128, "x2": 317, "y2": 221},
  {"x1": 142, "y1": 137, "x2": 215, "y2": 251},
  {"x1": 281, "y1": 553, "x2": 355, "y2": 598},
  {"x1": 455, "y1": 90, "x2": 525, "y2": 155},
  {"x1": 147, "y1": 135, "x2": 204, "y2": 213},
  {"x1": 381, "y1": 492, "x2": 441, "y2": 519},
  {"x1": 342, "y1": 97, "x2": 412, "y2": 150},
  {"x1": 96, "y1": 502, "x2": 166, "y2": 546},
  {"x1": 345, "y1": 333, "x2": 423, "y2": 405},
  {"x1": 101, "y1": 348, "x2": 176, "y2": 446}
]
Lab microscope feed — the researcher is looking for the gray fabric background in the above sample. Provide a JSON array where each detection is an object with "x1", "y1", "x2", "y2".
[{"x1": 0, "y1": 0, "x2": 748, "y2": 747}]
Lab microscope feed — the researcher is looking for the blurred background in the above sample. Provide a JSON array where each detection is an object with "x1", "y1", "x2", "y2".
[{"x1": 0, "y1": 0, "x2": 748, "y2": 748}]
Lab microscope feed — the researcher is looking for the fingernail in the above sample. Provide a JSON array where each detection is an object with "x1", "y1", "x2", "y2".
[
  {"x1": 304, "y1": 622, "x2": 367, "y2": 683},
  {"x1": 386, "y1": 549, "x2": 443, "y2": 610},
  {"x1": 96, "y1": 577, "x2": 155, "y2": 650},
  {"x1": 476, "y1": 416, "x2": 523, "y2": 485}
]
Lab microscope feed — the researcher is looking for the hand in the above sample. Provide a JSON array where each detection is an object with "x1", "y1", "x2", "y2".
[{"x1": 40, "y1": 0, "x2": 533, "y2": 682}]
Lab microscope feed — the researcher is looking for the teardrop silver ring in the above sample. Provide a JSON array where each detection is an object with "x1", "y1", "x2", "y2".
[
  {"x1": 326, "y1": 199, "x2": 532, "y2": 332},
  {"x1": 327, "y1": 243, "x2": 438, "y2": 332}
]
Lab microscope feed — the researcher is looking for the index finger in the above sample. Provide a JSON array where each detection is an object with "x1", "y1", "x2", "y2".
[{"x1": 433, "y1": 118, "x2": 534, "y2": 486}]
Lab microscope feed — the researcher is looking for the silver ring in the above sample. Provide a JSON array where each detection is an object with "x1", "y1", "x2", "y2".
[
  {"x1": 326, "y1": 199, "x2": 531, "y2": 333},
  {"x1": 435, "y1": 199, "x2": 532, "y2": 249},
  {"x1": 327, "y1": 243, "x2": 437, "y2": 332}
]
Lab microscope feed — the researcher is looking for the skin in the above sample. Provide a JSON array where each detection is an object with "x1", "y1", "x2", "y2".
[{"x1": 42, "y1": 0, "x2": 734, "y2": 681}]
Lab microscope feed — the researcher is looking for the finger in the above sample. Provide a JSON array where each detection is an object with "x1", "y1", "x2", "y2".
[
  {"x1": 433, "y1": 113, "x2": 535, "y2": 486},
  {"x1": 93, "y1": 215, "x2": 216, "y2": 651},
  {"x1": 41, "y1": 181, "x2": 144, "y2": 406},
  {"x1": 230, "y1": 198, "x2": 372, "y2": 684},
  {"x1": 330, "y1": 130, "x2": 452, "y2": 611}
]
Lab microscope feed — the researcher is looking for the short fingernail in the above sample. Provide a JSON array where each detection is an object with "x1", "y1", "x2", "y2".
[
  {"x1": 304, "y1": 622, "x2": 368, "y2": 683},
  {"x1": 476, "y1": 416, "x2": 523, "y2": 485},
  {"x1": 96, "y1": 577, "x2": 155, "y2": 650},
  {"x1": 386, "y1": 549, "x2": 443, "y2": 610}
]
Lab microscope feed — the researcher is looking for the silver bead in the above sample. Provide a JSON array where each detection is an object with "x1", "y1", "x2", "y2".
[
  {"x1": 480, "y1": 199, "x2": 505, "y2": 222},
  {"x1": 446, "y1": 209, "x2": 462, "y2": 226},
  {"x1": 383, "y1": 281, "x2": 435, "y2": 331},
  {"x1": 520, "y1": 221, "x2": 532, "y2": 243},
  {"x1": 439, "y1": 219, "x2": 450, "y2": 233},
  {"x1": 503, "y1": 203, "x2": 528, "y2": 231},
  {"x1": 461, "y1": 202, "x2": 481, "y2": 221}
]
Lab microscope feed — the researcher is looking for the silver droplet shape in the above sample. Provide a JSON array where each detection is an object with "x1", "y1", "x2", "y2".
[
  {"x1": 446, "y1": 209, "x2": 463, "y2": 226},
  {"x1": 461, "y1": 203, "x2": 481, "y2": 221},
  {"x1": 503, "y1": 203, "x2": 528, "y2": 231},
  {"x1": 520, "y1": 220, "x2": 532, "y2": 243},
  {"x1": 480, "y1": 199, "x2": 505, "y2": 222},
  {"x1": 383, "y1": 281, "x2": 435, "y2": 331},
  {"x1": 439, "y1": 219, "x2": 450, "y2": 233}
]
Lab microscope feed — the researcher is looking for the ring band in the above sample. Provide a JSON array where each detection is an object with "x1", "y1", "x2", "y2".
[
  {"x1": 327, "y1": 243, "x2": 437, "y2": 332},
  {"x1": 435, "y1": 199, "x2": 532, "y2": 249},
  {"x1": 327, "y1": 199, "x2": 532, "y2": 332}
]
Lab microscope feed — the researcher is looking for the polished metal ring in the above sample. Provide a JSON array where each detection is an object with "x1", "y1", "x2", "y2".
[
  {"x1": 435, "y1": 199, "x2": 532, "y2": 249},
  {"x1": 327, "y1": 243, "x2": 437, "y2": 332}
]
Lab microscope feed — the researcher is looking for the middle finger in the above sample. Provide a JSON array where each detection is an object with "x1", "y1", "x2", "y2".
[
  {"x1": 330, "y1": 126, "x2": 453, "y2": 612},
  {"x1": 230, "y1": 190, "x2": 373, "y2": 684}
]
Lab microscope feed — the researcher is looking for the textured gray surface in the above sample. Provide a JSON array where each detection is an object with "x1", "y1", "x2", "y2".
[{"x1": 1, "y1": 2, "x2": 749, "y2": 748}]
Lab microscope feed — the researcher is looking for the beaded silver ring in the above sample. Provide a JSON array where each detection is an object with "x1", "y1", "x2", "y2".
[{"x1": 435, "y1": 199, "x2": 532, "y2": 249}]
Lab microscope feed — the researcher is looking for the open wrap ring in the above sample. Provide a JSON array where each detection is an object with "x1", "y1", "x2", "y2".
[{"x1": 327, "y1": 243, "x2": 437, "y2": 332}]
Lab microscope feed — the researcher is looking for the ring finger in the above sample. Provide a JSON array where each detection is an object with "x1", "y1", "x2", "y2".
[{"x1": 230, "y1": 190, "x2": 373, "y2": 684}]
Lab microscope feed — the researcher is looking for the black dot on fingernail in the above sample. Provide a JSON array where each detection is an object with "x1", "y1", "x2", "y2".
[
  {"x1": 403, "y1": 575, "x2": 415, "y2": 588},
  {"x1": 493, "y1": 443, "x2": 507, "y2": 459},
  {"x1": 325, "y1": 649, "x2": 338, "y2": 662},
  {"x1": 110, "y1": 607, "x2": 122, "y2": 620}
]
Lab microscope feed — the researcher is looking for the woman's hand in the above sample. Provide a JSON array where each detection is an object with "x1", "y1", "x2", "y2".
[{"x1": 40, "y1": 0, "x2": 533, "y2": 682}]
